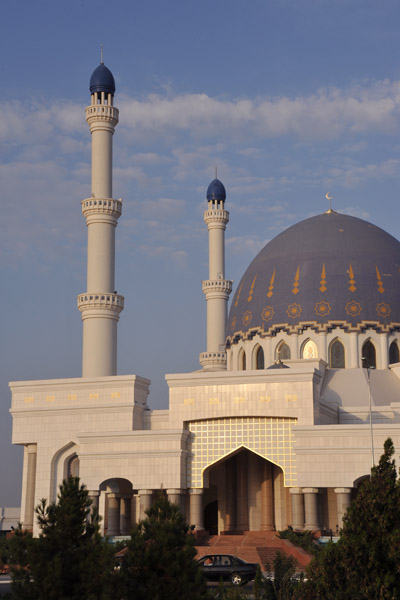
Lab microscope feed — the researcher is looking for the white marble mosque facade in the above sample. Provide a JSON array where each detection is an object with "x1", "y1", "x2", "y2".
[{"x1": 9, "y1": 62, "x2": 400, "y2": 537}]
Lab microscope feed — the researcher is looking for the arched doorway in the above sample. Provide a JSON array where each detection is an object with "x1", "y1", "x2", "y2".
[{"x1": 202, "y1": 448, "x2": 288, "y2": 533}]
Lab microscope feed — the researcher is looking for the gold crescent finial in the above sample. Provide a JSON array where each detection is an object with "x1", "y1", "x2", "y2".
[
  {"x1": 325, "y1": 193, "x2": 334, "y2": 213},
  {"x1": 101, "y1": 43, "x2": 104, "y2": 64}
]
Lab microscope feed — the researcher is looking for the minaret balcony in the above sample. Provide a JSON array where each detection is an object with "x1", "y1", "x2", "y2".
[
  {"x1": 204, "y1": 209, "x2": 229, "y2": 226},
  {"x1": 202, "y1": 279, "x2": 233, "y2": 296},
  {"x1": 81, "y1": 198, "x2": 122, "y2": 219},
  {"x1": 85, "y1": 105, "x2": 119, "y2": 126},
  {"x1": 77, "y1": 292, "x2": 124, "y2": 314},
  {"x1": 199, "y1": 351, "x2": 227, "y2": 370}
]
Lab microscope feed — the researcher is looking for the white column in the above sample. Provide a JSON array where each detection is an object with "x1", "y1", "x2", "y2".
[
  {"x1": 120, "y1": 495, "x2": 132, "y2": 535},
  {"x1": 380, "y1": 334, "x2": 388, "y2": 369},
  {"x1": 107, "y1": 493, "x2": 121, "y2": 536},
  {"x1": 88, "y1": 491, "x2": 99, "y2": 513},
  {"x1": 139, "y1": 490, "x2": 153, "y2": 520},
  {"x1": 23, "y1": 444, "x2": 37, "y2": 531},
  {"x1": 318, "y1": 331, "x2": 327, "y2": 363},
  {"x1": 189, "y1": 489, "x2": 204, "y2": 531},
  {"x1": 289, "y1": 488, "x2": 304, "y2": 530},
  {"x1": 303, "y1": 487, "x2": 320, "y2": 530},
  {"x1": 334, "y1": 488, "x2": 352, "y2": 531},
  {"x1": 349, "y1": 332, "x2": 359, "y2": 368},
  {"x1": 264, "y1": 338, "x2": 272, "y2": 370}
]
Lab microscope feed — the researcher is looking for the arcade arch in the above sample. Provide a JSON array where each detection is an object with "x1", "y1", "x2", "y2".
[{"x1": 202, "y1": 448, "x2": 289, "y2": 533}]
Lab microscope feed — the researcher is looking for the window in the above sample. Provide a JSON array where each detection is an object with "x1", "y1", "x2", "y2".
[
  {"x1": 329, "y1": 339, "x2": 345, "y2": 368},
  {"x1": 389, "y1": 341, "x2": 399, "y2": 364},
  {"x1": 256, "y1": 346, "x2": 264, "y2": 370},
  {"x1": 239, "y1": 349, "x2": 246, "y2": 370},
  {"x1": 276, "y1": 342, "x2": 291, "y2": 361},
  {"x1": 302, "y1": 339, "x2": 318, "y2": 359},
  {"x1": 362, "y1": 340, "x2": 376, "y2": 369}
]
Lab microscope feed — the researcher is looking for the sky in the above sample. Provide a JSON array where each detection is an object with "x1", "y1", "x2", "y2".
[{"x1": 2, "y1": 0, "x2": 400, "y2": 506}]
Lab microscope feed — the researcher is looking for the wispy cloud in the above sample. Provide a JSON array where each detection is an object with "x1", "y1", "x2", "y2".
[{"x1": 119, "y1": 79, "x2": 400, "y2": 141}]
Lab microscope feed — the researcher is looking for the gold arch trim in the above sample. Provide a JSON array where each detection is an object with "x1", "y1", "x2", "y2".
[{"x1": 187, "y1": 417, "x2": 297, "y2": 489}]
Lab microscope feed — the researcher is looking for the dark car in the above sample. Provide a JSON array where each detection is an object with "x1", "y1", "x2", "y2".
[{"x1": 197, "y1": 554, "x2": 257, "y2": 586}]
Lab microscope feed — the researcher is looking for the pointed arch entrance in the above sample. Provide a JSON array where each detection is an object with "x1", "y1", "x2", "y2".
[{"x1": 202, "y1": 448, "x2": 288, "y2": 534}]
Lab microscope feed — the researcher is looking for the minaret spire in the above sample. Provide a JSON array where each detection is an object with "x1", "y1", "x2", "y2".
[
  {"x1": 77, "y1": 62, "x2": 124, "y2": 377},
  {"x1": 199, "y1": 176, "x2": 232, "y2": 370}
]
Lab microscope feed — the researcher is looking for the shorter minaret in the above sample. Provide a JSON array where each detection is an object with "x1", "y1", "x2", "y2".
[
  {"x1": 200, "y1": 178, "x2": 232, "y2": 370},
  {"x1": 77, "y1": 60, "x2": 124, "y2": 377}
]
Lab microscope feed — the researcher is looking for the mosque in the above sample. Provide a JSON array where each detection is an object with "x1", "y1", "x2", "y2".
[{"x1": 9, "y1": 62, "x2": 400, "y2": 537}]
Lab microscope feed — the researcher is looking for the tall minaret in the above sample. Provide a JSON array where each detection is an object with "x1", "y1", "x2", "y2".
[
  {"x1": 199, "y1": 178, "x2": 232, "y2": 370},
  {"x1": 77, "y1": 60, "x2": 124, "y2": 377}
]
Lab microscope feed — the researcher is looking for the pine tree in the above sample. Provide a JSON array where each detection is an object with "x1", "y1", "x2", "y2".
[
  {"x1": 118, "y1": 493, "x2": 210, "y2": 600},
  {"x1": 9, "y1": 476, "x2": 115, "y2": 600},
  {"x1": 297, "y1": 438, "x2": 400, "y2": 599}
]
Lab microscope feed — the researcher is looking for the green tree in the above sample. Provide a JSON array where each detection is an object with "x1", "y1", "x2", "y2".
[
  {"x1": 261, "y1": 552, "x2": 299, "y2": 600},
  {"x1": 297, "y1": 438, "x2": 400, "y2": 599},
  {"x1": 9, "y1": 476, "x2": 115, "y2": 600},
  {"x1": 118, "y1": 493, "x2": 209, "y2": 600}
]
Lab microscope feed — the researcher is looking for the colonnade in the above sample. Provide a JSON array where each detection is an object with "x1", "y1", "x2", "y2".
[
  {"x1": 22, "y1": 445, "x2": 353, "y2": 535},
  {"x1": 87, "y1": 488, "x2": 194, "y2": 536},
  {"x1": 290, "y1": 486, "x2": 352, "y2": 531}
]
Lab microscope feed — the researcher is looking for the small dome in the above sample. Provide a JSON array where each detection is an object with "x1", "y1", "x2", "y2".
[
  {"x1": 207, "y1": 178, "x2": 226, "y2": 202},
  {"x1": 227, "y1": 212, "x2": 400, "y2": 342},
  {"x1": 89, "y1": 63, "x2": 116, "y2": 96}
]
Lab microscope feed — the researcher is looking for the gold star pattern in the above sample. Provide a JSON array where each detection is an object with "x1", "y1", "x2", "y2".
[
  {"x1": 376, "y1": 302, "x2": 391, "y2": 318},
  {"x1": 267, "y1": 269, "x2": 276, "y2": 298},
  {"x1": 319, "y1": 264, "x2": 327, "y2": 293},
  {"x1": 242, "y1": 310, "x2": 252, "y2": 326},
  {"x1": 287, "y1": 303, "x2": 302, "y2": 319},
  {"x1": 348, "y1": 264, "x2": 357, "y2": 293},
  {"x1": 376, "y1": 265, "x2": 385, "y2": 294},
  {"x1": 230, "y1": 316, "x2": 237, "y2": 330},
  {"x1": 247, "y1": 275, "x2": 257, "y2": 302},
  {"x1": 234, "y1": 282, "x2": 244, "y2": 308},
  {"x1": 314, "y1": 301, "x2": 331, "y2": 317},
  {"x1": 292, "y1": 266, "x2": 300, "y2": 295},
  {"x1": 345, "y1": 300, "x2": 362, "y2": 317},
  {"x1": 261, "y1": 306, "x2": 275, "y2": 322}
]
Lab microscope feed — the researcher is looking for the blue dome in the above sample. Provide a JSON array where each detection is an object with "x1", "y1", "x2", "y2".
[
  {"x1": 89, "y1": 63, "x2": 116, "y2": 95},
  {"x1": 207, "y1": 178, "x2": 226, "y2": 202},
  {"x1": 227, "y1": 212, "x2": 400, "y2": 341}
]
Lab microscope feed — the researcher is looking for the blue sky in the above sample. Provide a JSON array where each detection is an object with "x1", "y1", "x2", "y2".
[{"x1": 2, "y1": 0, "x2": 400, "y2": 505}]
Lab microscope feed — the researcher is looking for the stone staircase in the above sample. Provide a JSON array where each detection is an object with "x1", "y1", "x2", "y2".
[{"x1": 195, "y1": 531, "x2": 312, "y2": 571}]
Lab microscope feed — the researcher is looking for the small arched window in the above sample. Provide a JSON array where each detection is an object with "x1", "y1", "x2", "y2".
[
  {"x1": 276, "y1": 342, "x2": 291, "y2": 361},
  {"x1": 256, "y1": 346, "x2": 264, "y2": 370},
  {"x1": 329, "y1": 339, "x2": 345, "y2": 368},
  {"x1": 389, "y1": 341, "x2": 399, "y2": 364},
  {"x1": 362, "y1": 340, "x2": 376, "y2": 369},
  {"x1": 239, "y1": 348, "x2": 246, "y2": 371},
  {"x1": 67, "y1": 455, "x2": 80, "y2": 478},
  {"x1": 302, "y1": 339, "x2": 318, "y2": 359}
]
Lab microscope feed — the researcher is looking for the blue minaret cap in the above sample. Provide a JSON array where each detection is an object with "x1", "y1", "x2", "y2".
[
  {"x1": 89, "y1": 63, "x2": 116, "y2": 95},
  {"x1": 206, "y1": 178, "x2": 226, "y2": 202}
]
